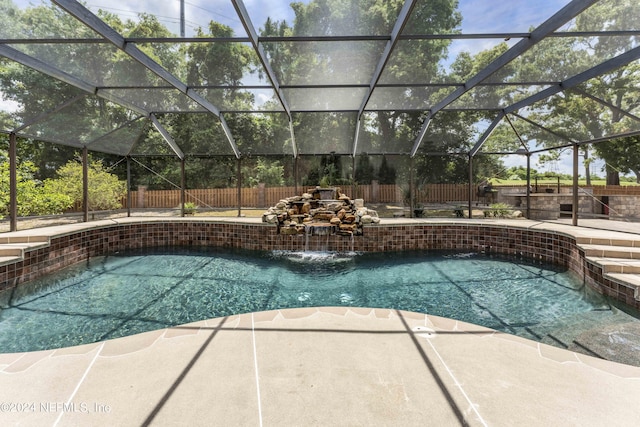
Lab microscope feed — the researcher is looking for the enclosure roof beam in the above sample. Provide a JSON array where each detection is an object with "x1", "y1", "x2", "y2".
[
  {"x1": 503, "y1": 45, "x2": 640, "y2": 115},
  {"x1": 289, "y1": 122, "x2": 298, "y2": 158},
  {"x1": 527, "y1": 129, "x2": 640, "y2": 155},
  {"x1": 85, "y1": 116, "x2": 147, "y2": 156},
  {"x1": 469, "y1": 112, "x2": 505, "y2": 157},
  {"x1": 410, "y1": 116, "x2": 432, "y2": 157},
  {"x1": 504, "y1": 114, "x2": 529, "y2": 153},
  {"x1": 12, "y1": 94, "x2": 87, "y2": 132},
  {"x1": 353, "y1": 0, "x2": 417, "y2": 157},
  {"x1": 0, "y1": 44, "x2": 150, "y2": 131},
  {"x1": 230, "y1": 0, "x2": 291, "y2": 119},
  {"x1": 150, "y1": 114, "x2": 185, "y2": 160},
  {"x1": 52, "y1": 0, "x2": 240, "y2": 158},
  {"x1": 230, "y1": 0, "x2": 296, "y2": 158},
  {"x1": 410, "y1": 0, "x2": 599, "y2": 156},
  {"x1": 510, "y1": 112, "x2": 576, "y2": 144},
  {"x1": 94, "y1": 89, "x2": 152, "y2": 118},
  {"x1": 570, "y1": 87, "x2": 640, "y2": 124},
  {"x1": 0, "y1": 44, "x2": 95, "y2": 94}
]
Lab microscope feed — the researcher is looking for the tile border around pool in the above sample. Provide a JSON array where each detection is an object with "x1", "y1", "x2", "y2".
[{"x1": 0, "y1": 217, "x2": 638, "y2": 311}]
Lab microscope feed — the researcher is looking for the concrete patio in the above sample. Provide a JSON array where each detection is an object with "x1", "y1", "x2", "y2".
[{"x1": 1, "y1": 307, "x2": 640, "y2": 426}]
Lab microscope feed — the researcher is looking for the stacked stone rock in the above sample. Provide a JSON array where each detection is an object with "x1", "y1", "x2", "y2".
[{"x1": 262, "y1": 188, "x2": 380, "y2": 236}]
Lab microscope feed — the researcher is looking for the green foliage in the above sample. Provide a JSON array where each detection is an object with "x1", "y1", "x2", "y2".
[
  {"x1": 377, "y1": 155, "x2": 397, "y2": 184},
  {"x1": 0, "y1": 153, "x2": 73, "y2": 218},
  {"x1": 485, "y1": 203, "x2": 512, "y2": 218},
  {"x1": 47, "y1": 158, "x2": 127, "y2": 210},
  {"x1": 1, "y1": 0, "x2": 638, "y2": 193},
  {"x1": 504, "y1": 166, "x2": 531, "y2": 180},
  {"x1": 597, "y1": 136, "x2": 640, "y2": 183},
  {"x1": 182, "y1": 202, "x2": 198, "y2": 215},
  {"x1": 303, "y1": 154, "x2": 349, "y2": 187},
  {"x1": 243, "y1": 158, "x2": 285, "y2": 187},
  {"x1": 355, "y1": 154, "x2": 375, "y2": 184}
]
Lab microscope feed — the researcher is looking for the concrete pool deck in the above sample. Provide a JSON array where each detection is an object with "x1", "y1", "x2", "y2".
[
  {"x1": 1, "y1": 308, "x2": 640, "y2": 426},
  {"x1": 1, "y1": 217, "x2": 640, "y2": 426}
]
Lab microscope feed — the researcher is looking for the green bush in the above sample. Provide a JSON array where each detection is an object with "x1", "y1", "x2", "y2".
[
  {"x1": 0, "y1": 157, "x2": 73, "y2": 218},
  {"x1": 47, "y1": 158, "x2": 126, "y2": 210},
  {"x1": 183, "y1": 202, "x2": 198, "y2": 215},
  {"x1": 485, "y1": 203, "x2": 512, "y2": 218},
  {"x1": 0, "y1": 155, "x2": 125, "y2": 218}
]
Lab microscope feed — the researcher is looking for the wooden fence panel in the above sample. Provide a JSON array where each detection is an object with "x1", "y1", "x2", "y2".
[
  {"x1": 591, "y1": 185, "x2": 640, "y2": 195},
  {"x1": 93, "y1": 183, "x2": 640, "y2": 211},
  {"x1": 125, "y1": 183, "x2": 491, "y2": 209}
]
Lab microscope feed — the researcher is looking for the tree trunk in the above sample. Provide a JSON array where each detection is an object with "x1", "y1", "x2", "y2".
[
  {"x1": 606, "y1": 165, "x2": 620, "y2": 185},
  {"x1": 583, "y1": 146, "x2": 591, "y2": 186}
]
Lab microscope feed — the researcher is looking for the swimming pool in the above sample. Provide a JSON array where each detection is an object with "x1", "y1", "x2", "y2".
[{"x1": 0, "y1": 248, "x2": 637, "y2": 355}]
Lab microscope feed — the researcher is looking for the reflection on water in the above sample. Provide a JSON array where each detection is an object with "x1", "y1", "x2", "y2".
[{"x1": 1, "y1": 248, "x2": 639, "y2": 366}]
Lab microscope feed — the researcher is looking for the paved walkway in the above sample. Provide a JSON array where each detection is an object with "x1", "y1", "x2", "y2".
[{"x1": 1, "y1": 218, "x2": 640, "y2": 426}]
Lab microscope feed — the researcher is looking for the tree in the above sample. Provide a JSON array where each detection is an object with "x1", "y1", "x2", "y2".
[
  {"x1": 597, "y1": 136, "x2": 640, "y2": 183},
  {"x1": 490, "y1": 1, "x2": 640, "y2": 184},
  {"x1": 0, "y1": 150, "x2": 73, "y2": 218},
  {"x1": 0, "y1": 2, "x2": 158, "y2": 179},
  {"x1": 262, "y1": 0, "x2": 471, "y2": 185},
  {"x1": 46, "y1": 157, "x2": 126, "y2": 210},
  {"x1": 355, "y1": 153, "x2": 375, "y2": 184},
  {"x1": 243, "y1": 158, "x2": 285, "y2": 187},
  {"x1": 377, "y1": 155, "x2": 397, "y2": 184}
]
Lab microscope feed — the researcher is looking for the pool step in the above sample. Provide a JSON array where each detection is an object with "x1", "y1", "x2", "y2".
[
  {"x1": 577, "y1": 239, "x2": 640, "y2": 302},
  {"x1": 575, "y1": 236, "x2": 640, "y2": 248},
  {"x1": 0, "y1": 235, "x2": 49, "y2": 244},
  {"x1": 586, "y1": 257, "x2": 640, "y2": 274},
  {"x1": 580, "y1": 244, "x2": 640, "y2": 260},
  {"x1": 0, "y1": 241, "x2": 50, "y2": 266},
  {"x1": 606, "y1": 273, "x2": 640, "y2": 301}
]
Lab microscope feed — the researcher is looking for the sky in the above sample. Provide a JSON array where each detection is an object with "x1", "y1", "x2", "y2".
[
  {"x1": 502, "y1": 151, "x2": 607, "y2": 178},
  {"x1": 8, "y1": 0, "x2": 572, "y2": 39}
]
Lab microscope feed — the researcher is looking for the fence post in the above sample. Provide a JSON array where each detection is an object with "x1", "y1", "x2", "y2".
[
  {"x1": 237, "y1": 158, "x2": 242, "y2": 217},
  {"x1": 126, "y1": 157, "x2": 131, "y2": 216},
  {"x1": 82, "y1": 146, "x2": 88, "y2": 222},
  {"x1": 138, "y1": 185, "x2": 147, "y2": 208},
  {"x1": 370, "y1": 180, "x2": 378, "y2": 203},
  {"x1": 258, "y1": 183, "x2": 266, "y2": 208},
  {"x1": 9, "y1": 133, "x2": 17, "y2": 232},
  {"x1": 180, "y1": 158, "x2": 186, "y2": 217}
]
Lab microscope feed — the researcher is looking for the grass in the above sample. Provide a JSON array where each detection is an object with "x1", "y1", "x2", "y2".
[
  {"x1": 490, "y1": 178, "x2": 639, "y2": 186},
  {"x1": 194, "y1": 209, "x2": 263, "y2": 217}
]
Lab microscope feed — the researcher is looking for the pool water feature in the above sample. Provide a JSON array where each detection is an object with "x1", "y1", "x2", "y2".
[{"x1": 1, "y1": 248, "x2": 639, "y2": 363}]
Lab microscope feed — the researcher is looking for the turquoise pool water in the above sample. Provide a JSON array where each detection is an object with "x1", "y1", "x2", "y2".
[{"x1": 0, "y1": 249, "x2": 637, "y2": 354}]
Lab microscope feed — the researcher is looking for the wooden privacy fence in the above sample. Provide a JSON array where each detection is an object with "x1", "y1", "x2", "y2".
[
  {"x1": 112, "y1": 184, "x2": 640, "y2": 210},
  {"x1": 126, "y1": 183, "x2": 482, "y2": 209}
]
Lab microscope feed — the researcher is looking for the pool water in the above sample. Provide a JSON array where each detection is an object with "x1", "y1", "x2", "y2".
[{"x1": 0, "y1": 249, "x2": 638, "y2": 354}]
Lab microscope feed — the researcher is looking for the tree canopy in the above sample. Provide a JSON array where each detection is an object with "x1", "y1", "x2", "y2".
[{"x1": 1, "y1": 0, "x2": 639, "y2": 188}]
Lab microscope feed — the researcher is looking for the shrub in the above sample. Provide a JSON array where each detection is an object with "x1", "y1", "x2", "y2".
[
  {"x1": 47, "y1": 158, "x2": 126, "y2": 210},
  {"x1": 183, "y1": 202, "x2": 198, "y2": 215},
  {"x1": 486, "y1": 203, "x2": 512, "y2": 218},
  {"x1": 0, "y1": 156, "x2": 73, "y2": 218}
]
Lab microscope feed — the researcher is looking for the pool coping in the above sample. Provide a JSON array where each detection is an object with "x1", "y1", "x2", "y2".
[{"x1": 2, "y1": 216, "x2": 640, "y2": 308}]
